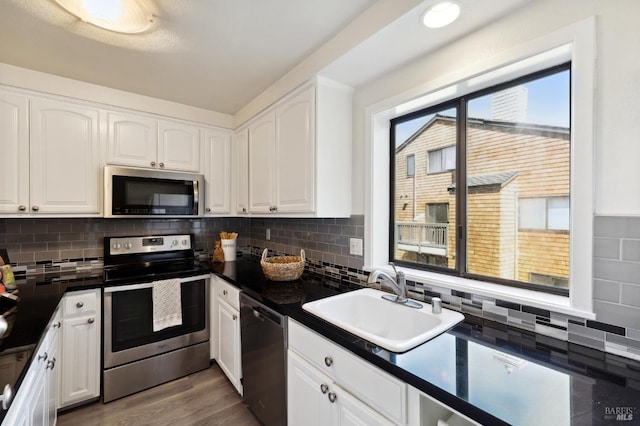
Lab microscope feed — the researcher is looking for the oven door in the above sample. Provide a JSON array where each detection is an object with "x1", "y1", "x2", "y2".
[{"x1": 104, "y1": 274, "x2": 209, "y2": 369}]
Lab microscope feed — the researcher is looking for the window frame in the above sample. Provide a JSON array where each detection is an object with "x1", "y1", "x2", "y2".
[
  {"x1": 365, "y1": 17, "x2": 595, "y2": 316},
  {"x1": 390, "y1": 63, "x2": 571, "y2": 295},
  {"x1": 406, "y1": 154, "x2": 415, "y2": 177}
]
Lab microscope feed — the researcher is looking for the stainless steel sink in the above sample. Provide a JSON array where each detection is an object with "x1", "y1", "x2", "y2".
[{"x1": 302, "y1": 288, "x2": 464, "y2": 352}]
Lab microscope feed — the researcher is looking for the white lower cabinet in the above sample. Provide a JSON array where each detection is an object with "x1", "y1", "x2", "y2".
[
  {"x1": 58, "y1": 289, "x2": 101, "y2": 409},
  {"x1": 407, "y1": 386, "x2": 479, "y2": 426},
  {"x1": 3, "y1": 309, "x2": 61, "y2": 426},
  {"x1": 212, "y1": 276, "x2": 242, "y2": 395},
  {"x1": 288, "y1": 351, "x2": 394, "y2": 426},
  {"x1": 287, "y1": 320, "x2": 405, "y2": 425}
]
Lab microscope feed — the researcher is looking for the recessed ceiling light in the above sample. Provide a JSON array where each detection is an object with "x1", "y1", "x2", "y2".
[
  {"x1": 54, "y1": 0, "x2": 155, "y2": 34},
  {"x1": 421, "y1": 1, "x2": 461, "y2": 29}
]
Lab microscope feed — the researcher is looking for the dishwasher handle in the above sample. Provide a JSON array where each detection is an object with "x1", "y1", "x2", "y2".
[{"x1": 251, "y1": 305, "x2": 283, "y2": 327}]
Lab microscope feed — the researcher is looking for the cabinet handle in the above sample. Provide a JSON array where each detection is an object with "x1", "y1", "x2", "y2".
[
  {"x1": 320, "y1": 384, "x2": 329, "y2": 394},
  {"x1": 159, "y1": 162, "x2": 165, "y2": 168},
  {"x1": 0, "y1": 384, "x2": 13, "y2": 411},
  {"x1": 242, "y1": 208, "x2": 247, "y2": 213},
  {"x1": 87, "y1": 318, "x2": 95, "y2": 324},
  {"x1": 223, "y1": 290, "x2": 228, "y2": 296},
  {"x1": 18, "y1": 205, "x2": 26, "y2": 212},
  {"x1": 269, "y1": 206, "x2": 278, "y2": 212},
  {"x1": 328, "y1": 392, "x2": 337, "y2": 403},
  {"x1": 232, "y1": 314, "x2": 237, "y2": 320},
  {"x1": 324, "y1": 356, "x2": 333, "y2": 367},
  {"x1": 151, "y1": 161, "x2": 156, "y2": 167},
  {"x1": 46, "y1": 358, "x2": 56, "y2": 370},
  {"x1": 76, "y1": 302, "x2": 84, "y2": 308},
  {"x1": 206, "y1": 207, "x2": 211, "y2": 212},
  {"x1": 31, "y1": 206, "x2": 39, "y2": 212},
  {"x1": 38, "y1": 352, "x2": 48, "y2": 362},
  {"x1": 52, "y1": 321, "x2": 61, "y2": 329}
]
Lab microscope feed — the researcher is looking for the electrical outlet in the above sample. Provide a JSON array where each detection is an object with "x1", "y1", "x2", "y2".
[
  {"x1": 349, "y1": 238, "x2": 363, "y2": 256},
  {"x1": 266, "y1": 229, "x2": 271, "y2": 240}
]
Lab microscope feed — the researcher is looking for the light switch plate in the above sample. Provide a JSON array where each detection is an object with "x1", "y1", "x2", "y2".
[{"x1": 349, "y1": 238, "x2": 363, "y2": 256}]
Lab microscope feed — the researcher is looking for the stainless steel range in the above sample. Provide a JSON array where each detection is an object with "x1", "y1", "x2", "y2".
[{"x1": 102, "y1": 234, "x2": 210, "y2": 403}]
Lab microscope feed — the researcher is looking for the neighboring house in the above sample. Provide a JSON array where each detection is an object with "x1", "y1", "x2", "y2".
[{"x1": 395, "y1": 115, "x2": 570, "y2": 288}]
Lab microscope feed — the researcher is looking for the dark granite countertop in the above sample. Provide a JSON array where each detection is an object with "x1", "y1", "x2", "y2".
[
  {"x1": 3, "y1": 257, "x2": 639, "y2": 425},
  {"x1": 214, "y1": 256, "x2": 640, "y2": 426},
  {"x1": 0, "y1": 271, "x2": 103, "y2": 423}
]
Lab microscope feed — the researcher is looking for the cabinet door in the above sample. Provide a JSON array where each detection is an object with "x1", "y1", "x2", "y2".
[
  {"x1": 29, "y1": 364, "x2": 48, "y2": 426},
  {"x1": 106, "y1": 111, "x2": 158, "y2": 169},
  {"x1": 233, "y1": 129, "x2": 249, "y2": 215},
  {"x1": 248, "y1": 111, "x2": 276, "y2": 213},
  {"x1": 217, "y1": 299, "x2": 242, "y2": 394},
  {"x1": 158, "y1": 120, "x2": 201, "y2": 172},
  {"x1": 29, "y1": 98, "x2": 101, "y2": 215},
  {"x1": 59, "y1": 314, "x2": 99, "y2": 407},
  {"x1": 203, "y1": 129, "x2": 232, "y2": 214},
  {"x1": 275, "y1": 85, "x2": 315, "y2": 213},
  {"x1": 288, "y1": 351, "x2": 335, "y2": 426},
  {"x1": 333, "y1": 382, "x2": 395, "y2": 426},
  {"x1": 0, "y1": 91, "x2": 29, "y2": 214},
  {"x1": 46, "y1": 329, "x2": 59, "y2": 426}
]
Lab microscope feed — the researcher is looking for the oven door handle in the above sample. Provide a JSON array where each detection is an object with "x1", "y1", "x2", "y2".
[{"x1": 104, "y1": 274, "x2": 210, "y2": 293}]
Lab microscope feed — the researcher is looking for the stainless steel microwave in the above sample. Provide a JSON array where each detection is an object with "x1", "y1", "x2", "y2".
[{"x1": 104, "y1": 166, "x2": 204, "y2": 218}]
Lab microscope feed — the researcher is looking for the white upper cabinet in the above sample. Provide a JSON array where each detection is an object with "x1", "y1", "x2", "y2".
[
  {"x1": 158, "y1": 120, "x2": 201, "y2": 172},
  {"x1": 29, "y1": 97, "x2": 101, "y2": 215},
  {"x1": 203, "y1": 128, "x2": 233, "y2": 215},
  {"x1": 106, "y1": 110, "x2": 201, "y2": 172},
  {"x1": 106, "y1": 111, "x2": 158, "y2": 169},
  {"x1": 233, "y1": 128, "x2": 249, "y2": 215},
  {"x1": 0, "y1": 90, "x2": 29, "y2": 214},
  {"x1": 244, "y1": 77, "x2": 352, "y2": 217},
  {"x1": 275, "y1": 85, "x2": 315, "y2": 213},
  {"x1": 248, "y1": 111, "x2": 276, "y2": 213}
]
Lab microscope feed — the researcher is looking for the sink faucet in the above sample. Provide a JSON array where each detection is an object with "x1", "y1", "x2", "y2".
[{"x1": 367, "y1": 263, "x2": 408, "y2": 303}]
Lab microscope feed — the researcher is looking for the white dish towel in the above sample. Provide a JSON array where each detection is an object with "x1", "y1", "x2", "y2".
[{"x1": 152, "y1": 278, "x2": 183, "y2": 332}]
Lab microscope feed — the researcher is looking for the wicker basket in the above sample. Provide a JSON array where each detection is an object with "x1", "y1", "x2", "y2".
[{"x1": 260, "y1": 248, "x2": 305, "y2": 281}]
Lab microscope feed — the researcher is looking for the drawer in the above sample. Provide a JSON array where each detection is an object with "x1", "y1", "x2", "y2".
[
  {"x1": 63, "y1": 289, "x2": 99, "y2": 316},
  {"x1": 216, "y1": 278, "x2": 240, "y2": 310},
  {"x1": 289, "y1": 319, "x2": 406, "y2": 425}
]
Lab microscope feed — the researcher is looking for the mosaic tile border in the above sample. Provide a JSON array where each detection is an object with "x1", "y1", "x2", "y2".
[{"x1": 254, "y1": 246, "x2": 640, "y2": 362}]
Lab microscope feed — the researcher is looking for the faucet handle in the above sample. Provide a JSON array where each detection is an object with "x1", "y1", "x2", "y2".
[{"x1": 389, "y1": 262, "x2": 398, "y2": 276}]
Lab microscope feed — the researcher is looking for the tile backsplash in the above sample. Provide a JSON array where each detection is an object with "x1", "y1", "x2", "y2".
[
  {"x1": 0, "y1": 217, "x2": 250, "y2": 273},
  {"x1": 3, "y1": 214, "x2": 640, "y2": 361}
]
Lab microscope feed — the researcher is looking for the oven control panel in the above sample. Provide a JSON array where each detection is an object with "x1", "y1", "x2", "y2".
[{"x1": 108, "y1": 234, "x2": 192, "y2": 255}]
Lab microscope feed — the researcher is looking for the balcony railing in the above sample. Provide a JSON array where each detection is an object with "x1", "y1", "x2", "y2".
[{"x1": 396, "y1": 222, "x2": 448, "y2": 254}]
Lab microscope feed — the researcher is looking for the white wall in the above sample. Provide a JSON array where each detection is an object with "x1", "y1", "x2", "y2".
[{"x1": 351, "y1": 0, "x2": 640, "y2": 216}]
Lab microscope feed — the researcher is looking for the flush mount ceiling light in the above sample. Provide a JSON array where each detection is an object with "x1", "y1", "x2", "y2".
[
  {"x1": 421, "y1": 1, "x2": 461, "y2": 29},
  {"x1": 54, "y1": 0, "x2": 154, "y2": 34}
]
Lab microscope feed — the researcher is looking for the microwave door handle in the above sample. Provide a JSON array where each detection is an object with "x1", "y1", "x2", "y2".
[{"x1": 193, "y1": 180, "x2": 199, "y2": 214}]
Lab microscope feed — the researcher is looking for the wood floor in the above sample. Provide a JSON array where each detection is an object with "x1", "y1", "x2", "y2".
[{"x1": 57, "y1": 364, "x2": 260, "y2": 426}]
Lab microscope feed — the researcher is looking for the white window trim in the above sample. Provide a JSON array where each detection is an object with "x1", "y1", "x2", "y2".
[{"x1": 364, "y1": 17, "x2": 595, "y2": 317}]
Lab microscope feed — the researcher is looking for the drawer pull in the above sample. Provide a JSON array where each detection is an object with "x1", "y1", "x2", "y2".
[
  {"x1": 232, "y1": 314, "x2": 237, "y2": 321},
  {"x1": 46, "y1": 358, "x2": 56, "y2": 370},
  {"x1": 324, "y1": 356, "x2": 333, "y2": 367},
  {"x1": 87, "y1": 318, "x2": 95, "y2": 324},
  {"x1": 38, "y1": 352, "x2": 48, "y2": 362},
  {"x1": 328, "y1": 392, "x2": 337, "y2": 403},
  {"x1": 52, "y1": 321, "x2": 61, "y2": 328},
  {"x1": 76, "y1": 302, "x2": 84, "y2": 308},
  {"x1": 0, "y1": 384, "x2": 13, "y2": 410},
  {"x1": 223, "y1": 290, "x2": 228, "y2": 296},
  {"x1": 320, "y1": 384, "x2": 329, "y2": 394}
]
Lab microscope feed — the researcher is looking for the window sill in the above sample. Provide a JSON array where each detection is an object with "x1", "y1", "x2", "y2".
[{"x1": 367, "y1": 265, "x2": 596, "y2": 320}]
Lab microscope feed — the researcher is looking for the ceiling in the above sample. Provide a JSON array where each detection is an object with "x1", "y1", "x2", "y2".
[{"x1": 0, "y1": 0, "x2": 530, "y2": 116}]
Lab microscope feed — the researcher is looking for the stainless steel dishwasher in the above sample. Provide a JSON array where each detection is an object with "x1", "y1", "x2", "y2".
[{"x1": 240, "y1": 293, "x2": 287, "y2": 426}]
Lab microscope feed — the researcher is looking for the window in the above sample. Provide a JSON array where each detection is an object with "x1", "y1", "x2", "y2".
[
  {"x1": 391, "y1": 64, "x2": 571, "y2": 294},
  {"x1": 519, "y1": 197, "x2": 570, "y2": 231},
  {"x1": 428, "y1": 146, "x2": 456, "y2": 173},
  {"x1": 406, "y1": 154, "x2": 415, "y2": 177}
]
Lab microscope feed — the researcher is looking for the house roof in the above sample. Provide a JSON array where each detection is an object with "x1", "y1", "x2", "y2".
[
  {"x1": 396, "y1": 114, "x2": 570, "y2": 154},
  {"x1": 447, "y1": 171, "x2": 518, "y2": 192}
]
